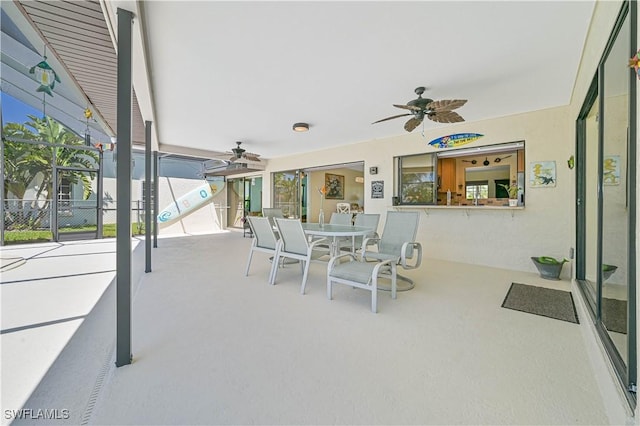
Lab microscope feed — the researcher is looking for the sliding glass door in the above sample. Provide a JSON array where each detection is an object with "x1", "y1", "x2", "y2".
[{"x1": 576, "y1": 0, "x2": 636, "y2": 406}]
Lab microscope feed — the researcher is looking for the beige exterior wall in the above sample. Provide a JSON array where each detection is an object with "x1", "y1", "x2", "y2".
[{"x1": 260, "y1": 105, "x2": 573, "y2": 276}]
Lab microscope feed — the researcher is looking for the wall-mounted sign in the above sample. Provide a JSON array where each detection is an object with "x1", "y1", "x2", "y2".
[
  {"x1": 371, "y1": 180, "x2": 384, "y2": 199},
  {"x1": 428, "y1": 133, "x2": 483, "y2": 149}
]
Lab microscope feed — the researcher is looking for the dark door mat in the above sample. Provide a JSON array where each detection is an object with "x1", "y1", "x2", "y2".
[
  {"x1": 602, "y1": 298, "x2": 627, "y2": 334},
  {"x1": 502, "y1": 283, "x2": 579, "y2": 324}
]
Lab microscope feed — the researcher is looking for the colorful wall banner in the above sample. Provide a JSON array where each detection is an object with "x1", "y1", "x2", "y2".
[{"x1": 428, "y1": 133, "x2": 484, "y2": 149}]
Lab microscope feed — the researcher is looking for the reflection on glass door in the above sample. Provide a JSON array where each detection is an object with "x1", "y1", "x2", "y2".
[
  {"x1": 272, "y1": 170, "x2": 299, "y2": 218},
  {"x1": 227, "y1": 176, "x2": 263, "y2": 228},
  {"x1": 576, "y1": 1, "x2": 636, "y2": 405},
  {"x1": 601, "y1": 13, "x2": 630, "y2": 361},
  {"x1": 227, "y1": 178, "x2": 243, "y2": 228},
  {"x1": 583, "y1": 96, "x2": 599, "y2": 309}
]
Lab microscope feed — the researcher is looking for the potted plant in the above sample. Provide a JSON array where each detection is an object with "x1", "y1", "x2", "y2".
[
  {"x1": 499, "y1": 183, "x2": 520, "y2": 207},
  {"x1": 531, "y1": 256, "x2": 568, "y2": 280},
  {"x1": 602, "y1": 264, "x2": 618, "y2": 282}
]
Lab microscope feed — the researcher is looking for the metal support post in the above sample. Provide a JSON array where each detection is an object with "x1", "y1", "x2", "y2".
[
  {"x1": 0, "y1": 138, "x2": 5, "y2": 246},
  {"x1": 153, "y1": 151, "x2": 159, "y2": 248},
  {"x1": 144, "y1": 121, "x2": 152, "y2": 272},
  {"x1": 97, "y1": 148, "x2": 104, "y2": 239},
  {"x1": 52, "y1": 147, "x2": 58, "y2": 242},
  {"x1": 115, "y1": 7, "x2": 133, "y2": 368}
]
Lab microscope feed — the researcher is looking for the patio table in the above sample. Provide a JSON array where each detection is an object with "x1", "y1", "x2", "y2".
[{"x1": 302, "y1": 223, "x2": 372, "y2": 257}]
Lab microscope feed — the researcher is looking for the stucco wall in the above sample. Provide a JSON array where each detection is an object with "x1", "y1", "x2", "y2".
[{"x1": 257, "y1": 105, "x2": 574, "y2": 275}]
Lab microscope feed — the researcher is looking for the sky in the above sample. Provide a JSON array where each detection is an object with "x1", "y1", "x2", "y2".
[{"x1": 1, "y1": 92, "x2": 42, "y2": 126}]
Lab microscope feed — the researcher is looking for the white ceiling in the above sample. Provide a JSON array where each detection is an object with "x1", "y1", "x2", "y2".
[
  {"x1": 0, "y1": 1, "x2": 597, "y2": 160},
  {"x1": 138, "y1": 1, "x2": 595, "y2": 159}
]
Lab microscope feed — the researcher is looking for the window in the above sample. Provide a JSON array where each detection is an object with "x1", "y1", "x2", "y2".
[
  {"x1": 465, "y1": 182, "x2": 488, "y2": 200},
  {"x1": 395, "y1": 153, "x2": 437, "y2": 205},
  {"x1": 394, "y1": 141, "x2": 525, "y2": 206},
  {"x1": 58, "y1": 177, "x2": 71, "y2": 208}
]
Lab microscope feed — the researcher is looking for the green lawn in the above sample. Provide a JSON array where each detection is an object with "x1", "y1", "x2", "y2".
[{"x1": 3, "y1": 223, "x2": 147, "y2": 245}]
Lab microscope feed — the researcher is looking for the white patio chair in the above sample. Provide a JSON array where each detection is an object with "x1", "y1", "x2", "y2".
[
  {"x1": 339, "y1": 213, "x2": 380, "y2": 253},
  {"x1": 336, "y1": 202, "x2": 351, "y2": 213},
  {"x1": 314, "y1": 212, "x2": 353, "y2": 255},
  {"x1": 327, "y1": 253, "x2": 396, "y2": 313},
  {"x1": 245, "y1": 216, "x2": 279, "y2": 283},
  {"x1": 271, "y1": 218, "x2": 328, "y2": 294},
  {"x1": 327, "y1": 211, "x2": 421, "y2": 311},
  {"x1": 262, "y1": 208, "x2": 285, "y2": 228},
  {"x1": 361, "y1": 211, "x2": 422, "y2": 290}
]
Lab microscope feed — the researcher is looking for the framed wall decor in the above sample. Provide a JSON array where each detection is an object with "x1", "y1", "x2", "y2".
[
  {"x1": 603, "y1": 155, "x2": 621, "y2": 185},
  {"x1": 324, "y1": 173, "x2": 345, "y2": 199},
  {"x1": 371, "y1": 180, "x2": 384, "y2": 199},
  {"x1": 530, "y1": 161, "x2": 556, "y2": 188}
]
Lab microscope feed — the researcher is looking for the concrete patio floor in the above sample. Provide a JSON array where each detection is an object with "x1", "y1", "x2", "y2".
[{"x1": 1, "y1": 231, "x2": 631, "y2": 425}]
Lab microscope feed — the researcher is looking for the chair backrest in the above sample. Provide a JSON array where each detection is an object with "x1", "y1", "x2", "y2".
[
  {"x1": 354, "y1": 213, "x2": 380, "y2": 236},
  {"x1": 336, "y1": 202, "x2": 351, "y2": 213},
  {"x1": 329, "y1": 212, "x2": 353, "y2": 225},
  {"x1": 262, "y1": 208, "x2": 284, "y2": 218},
  {"x1": 247, "y1": 216, "x2": 278, "y2": 250},
  {"x1": 378, "y1": 212, "x2": 420, "y2": 257},
  {"x1": 274, "y1": 218, "x2": 309, "y2": 256},
  {"x1": 262, "y1": 208, "x2": 285, "y2": 227}
]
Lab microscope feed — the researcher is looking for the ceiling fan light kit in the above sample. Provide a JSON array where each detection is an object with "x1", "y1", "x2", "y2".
[
  {"x1": 227, "y1": 141, "x2": 262, "y2": 162},
  {"x1": 293, "y1": 122, "x2": 309, "y2": 132},
  {"x1": 373, "y1": 86, "x2": 467, "y2": 132}
]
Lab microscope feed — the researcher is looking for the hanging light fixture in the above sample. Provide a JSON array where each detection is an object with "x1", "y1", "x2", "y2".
[{"x1": 292, "y1": 122, "x2": 309, "y2": 132}]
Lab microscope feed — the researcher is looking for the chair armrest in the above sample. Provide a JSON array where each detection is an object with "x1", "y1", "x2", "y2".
[
  {"x1": 309, "y1": 237, "x2": 329, "y2": 250},
  {"x1": 372, "y1": 258, "x2": 395, "y2": 276},
  {"x1": 400, "y1": 241, "x2": 422, "y2": 270},
  {"x1": 327, "y1": 252, "x2": 358, "y2": 271},
  {"x1": 361, "y1": 236, "x2": 381, "y2": 259}
]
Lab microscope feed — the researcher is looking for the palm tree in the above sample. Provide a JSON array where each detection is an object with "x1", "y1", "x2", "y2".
[{"x1": 2, "y1": 115, "x2": 98, "y2": 229}]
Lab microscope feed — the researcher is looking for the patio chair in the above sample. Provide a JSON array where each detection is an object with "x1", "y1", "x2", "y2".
[
  {"x1": 245, "y1": 216, "x2": 279, "y2": 282},
  {"x1": 326, "y1": 211, "x2": 421, "y2": 311},
  {"x1": 314, "y1": 212, "x2": 354, "y2": 255},
  {"x1": 361, "y1": 211, "x2": 422, "y2": 290},
  {"x1": 271, "y1": 218, "x2": 328, "y2": 294},
  {"x1": 336, "y1": 202, "x2": 351, "y2": 213},
  {"x1": 339, "y1": 213, "x2": 380, "y2": 253},
  {"x1": 262, "y1": 208, "x2": 285, "y2": 228},
  {"x1": 327, "y1": 253, "x2": 396, "y2": 313}
]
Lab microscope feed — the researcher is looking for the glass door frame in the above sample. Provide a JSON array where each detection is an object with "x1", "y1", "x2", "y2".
[{"x1": 575, "y1": 0, "x2": 637, "y2": 407}]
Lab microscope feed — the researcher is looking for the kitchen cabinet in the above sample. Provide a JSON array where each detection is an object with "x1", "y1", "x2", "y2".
[
  {"x1": 438, "y1": 158, "x2": 456, "y2": 192},
  {"x1": 517, "y1": 149, "x2": 525, "y2": 172}
]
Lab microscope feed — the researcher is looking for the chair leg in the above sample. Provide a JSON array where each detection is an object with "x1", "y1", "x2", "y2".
[
  {"x1": 269, "y1": 251, "x2": 280, "y2": 285},
  {"x1": 391, "y1": 263, "x2": 397, "y2": 300},
  {"x1": 371, "y1": 275, "x2": 378, "y2": 313},
  {"x1": 245, "y1": 249, "x2": 254, "y2": 276},
  {"x1": 327, "y1": 276, "x2": 333, "y2": 300},
  {"x1": 300, "y1": 257, "x2": 311, "y2": 295}
]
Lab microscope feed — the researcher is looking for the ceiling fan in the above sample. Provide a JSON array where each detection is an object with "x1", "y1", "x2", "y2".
[
  {"x1": 225, "y1": 142, "x2": 261, "y2": 162},
  {"x1": 372, "y1": 87, "x2": 467, "y2": 132}
]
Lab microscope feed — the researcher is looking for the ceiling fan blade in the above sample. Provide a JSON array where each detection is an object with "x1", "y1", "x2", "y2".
[
  {"x1": 372, "y1": 113, "x2": 412, "y2": 124},
  {"x1": 426, "y1": 99, "x2": 467, "y2": 112},
  {"x1": 393, "y1": 104, "x2": 422, "y2": 111},
  {"x1": 243, "y1": 153, "x2": 261, "y2": 162},
  {"x1": 427, "y1": 110, "x2": 465, "y2": 124},
  {"x1": 404, "y1": 117, "x2": 423, "y2": 132}
]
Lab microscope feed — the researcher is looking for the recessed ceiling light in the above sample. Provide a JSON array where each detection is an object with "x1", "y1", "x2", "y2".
[{"x1": 293, "y1": 122, "x2": 309, "y2": 132}]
